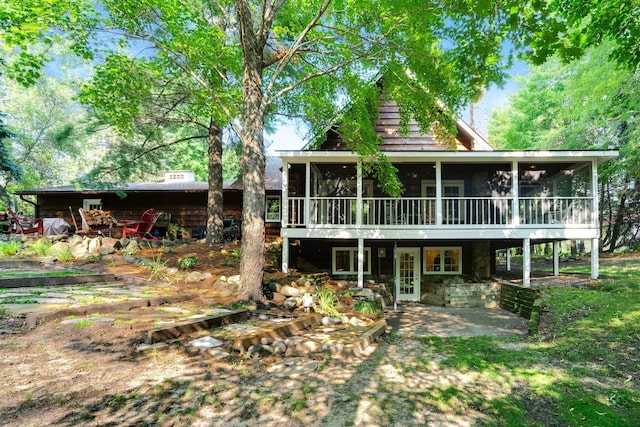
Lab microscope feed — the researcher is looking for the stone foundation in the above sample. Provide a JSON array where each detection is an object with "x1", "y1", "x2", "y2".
[{"x1": 421, "y1": 278, "x2": 501, "y2": 308}]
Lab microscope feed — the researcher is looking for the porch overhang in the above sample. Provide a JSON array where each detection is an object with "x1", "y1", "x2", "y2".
[{"x1": 276, "y1": 149, "x2": 618, "y2": 164}]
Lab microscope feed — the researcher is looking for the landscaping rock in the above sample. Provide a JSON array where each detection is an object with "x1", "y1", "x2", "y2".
[
  {"x1": 188, "y1": 336, "x2": 223, "y2": 350},
  {"x1": 280, "y1": 285, "x2": 300, "y2": 297},
  {"x1": 283, "y1": 297, "x2": 299, "y2": 311},
  {"x1": 186, "y1": 271, "x2": 205, "y2": 282},
  {"x1": 227, "y1": 275, "x2": 241, "y2": 287}
]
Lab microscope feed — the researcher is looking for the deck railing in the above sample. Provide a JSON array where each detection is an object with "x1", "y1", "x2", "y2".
[
  {"x1": 519, "y1": 197, "x2": 592, "y2": 225},
  {"x1": 286, "y1": 196, "x2": 592, "y2": 227}
]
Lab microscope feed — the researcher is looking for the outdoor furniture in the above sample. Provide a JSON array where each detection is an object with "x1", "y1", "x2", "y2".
[
  {"x1": 122, "y1": 208, "x2": 159, "y2": 240},
  {"x1": 42, "y1": 217, "x2": 71, "y2": 236},
  {"x1": 6, "y1": 208, "x2": 43, "y2": 235},
  {"x1": 77, "y1": 208, "x2": 118, "y2": 235}
]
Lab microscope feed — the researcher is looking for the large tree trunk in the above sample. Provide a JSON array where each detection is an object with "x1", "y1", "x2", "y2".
[
  {"x1": 206, "y1": 121, "x2": 224, "y2": 244},
  {"x1": 236, "y1": 0, "x2": 266, "y2": 301},
  {"x1": 607, "y1": 190, "x2": 627, "y2": 253}
]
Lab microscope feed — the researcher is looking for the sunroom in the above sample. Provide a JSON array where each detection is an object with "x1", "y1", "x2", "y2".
[{"x1": 278, "y1": 150, "x2": 617, "y2": 290}]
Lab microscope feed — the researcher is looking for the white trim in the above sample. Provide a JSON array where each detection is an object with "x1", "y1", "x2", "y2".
[
  {"x1": 332, "y1": 247, "x2": 371, "y2": 275},
  {"x1": 423, "y1": 247, "x2": 462, "y2": 274},
  {"x1": 276, "y1": 150, "x2": 618, "y2": 164},
  {"x1": 82, "y1": 199, "x2": 102, "y2": 211},
  {"x1": 396, "y1": 247, "x2": 421, "y2": 301}
]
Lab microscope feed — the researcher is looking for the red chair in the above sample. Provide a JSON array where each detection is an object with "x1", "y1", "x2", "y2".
[
  {"x1": 122, "y1": 209, "x2": 159, "y2": 240},
  {"x1": 7, "y1": 208, "x2": 43, "y2": 235}
]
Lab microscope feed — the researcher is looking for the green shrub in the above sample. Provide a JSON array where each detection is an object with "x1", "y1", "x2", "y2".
[
  {"x1": 353, "y1": 298, "x2": 381, "y2": 314},
  {"x1": 314, "y1": 287, "x2": 341, "y2": 318},
  {"x1": 177, "y1": 257, "x2": 198, "y2": 270},
  {"x1": 0, "y1": 240, "x2": 23, "y2": 256}
]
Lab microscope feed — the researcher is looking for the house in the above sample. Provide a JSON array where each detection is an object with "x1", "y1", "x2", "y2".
[
  {"x1": 14, "y1": 158, "x2": 284, "y2": 240},
  {"x1": 276, "y1": 98, "x2": 618, "y2": 300}
]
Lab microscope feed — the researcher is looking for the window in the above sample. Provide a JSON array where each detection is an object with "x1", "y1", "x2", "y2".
[
  {"x1": 423, "y1": 247, "x2": 462, "y2": 274},
  {"x1": 83, "y1": 199, "x2": 103, "y2": 211},
  {"x1": 265, "y1": 195, "x2": 281, "y2": 222},
  {"x1": 421, "y1": 180, "x2": 465, "y2": 224},
  {"x1": 332, "y1": 247, "x2": 371, "y2": 275}
]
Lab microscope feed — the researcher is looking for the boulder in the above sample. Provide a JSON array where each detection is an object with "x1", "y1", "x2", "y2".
[
  {"x1": 279, "y1": 285, "x2": 301, "y2": 297},
  {"x1": 283, "y1": 297, "x2": 299, "y2": 311}
]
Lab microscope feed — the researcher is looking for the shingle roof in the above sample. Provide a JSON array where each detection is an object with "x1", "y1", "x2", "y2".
[{"x1": 15, "y1": 158, "x2": 282, "y2": 195}]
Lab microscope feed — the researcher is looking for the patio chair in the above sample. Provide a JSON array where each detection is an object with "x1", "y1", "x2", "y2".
[
  {"x1": 7, "y1": 208, "x2": 43, "y2": 235},
  {"x1": 122, "y1": 208, "x2": 159, "y2": 240}
]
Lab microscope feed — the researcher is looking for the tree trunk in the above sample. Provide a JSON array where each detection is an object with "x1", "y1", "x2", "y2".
[
  {"x1": 236, "y1": 0, "x2": 266, "y2": 301},
  {"x1": 206, "y1": 121, "x2": 224, "y2": 244},
  {"x1": 607, "y1": 190, "x2": 627, "y2": 253}
]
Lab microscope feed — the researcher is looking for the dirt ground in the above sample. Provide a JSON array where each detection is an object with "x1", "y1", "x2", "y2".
[{"x1": 0, "y1": 244, "x2": 634, "y2": 426}]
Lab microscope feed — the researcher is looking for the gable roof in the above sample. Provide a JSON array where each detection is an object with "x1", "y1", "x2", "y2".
[{"x1": 314, "y1": 98, "x2": 492, "y2": 152}]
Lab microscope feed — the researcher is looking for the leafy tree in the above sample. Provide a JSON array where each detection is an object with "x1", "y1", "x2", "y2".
[
  {"x1": 2, "y1": 0, "x2": 537, "y2": 300},
  {"x1": 511, "y1": 0, "x2": 640, "y2": 69},
  {"x1": 489, "y1": 43, "x2": 640, "y2": 251}
]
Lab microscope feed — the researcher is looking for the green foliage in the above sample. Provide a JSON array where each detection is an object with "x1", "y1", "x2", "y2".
[
  {"x1": 0, "y1": 240, "x2": 22, "y2": 256},
  {"x1": 31, "y1": 238, "x2": 52, "y2": 256},
  {"x1": 314, "y1": 287, "x2": 342, "y2": 319},
  {"x1": 55, "y1": 248, "x2": 74, "y2": 262},
  {"x1": 177, "y1": 257, "x2": 198, "y2": 270},
  {"x1": 353, "y1": 298, "x2": 381, "y2": 315}
]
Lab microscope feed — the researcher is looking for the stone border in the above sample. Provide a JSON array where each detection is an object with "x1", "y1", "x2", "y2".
[
  {"x1": 25, "y1": 294, "x2": 197, "y2": 328},
  {"x1": 145, "y1": 309, "x2": 250, "y2": 344},
  {"x1": 343, "y1": 319, "x2": 387, "y2": 358},
  {"x1": 231, "y1": 314, "x2": 323, "y2": 352},
  {"x1": 0, "y1": 273, "x2": 115, "y2": 288}
]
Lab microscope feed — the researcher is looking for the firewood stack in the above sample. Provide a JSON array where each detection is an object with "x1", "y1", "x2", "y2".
[{"x1": 82, "y1": 209, "x2": 118, "y2": 228}]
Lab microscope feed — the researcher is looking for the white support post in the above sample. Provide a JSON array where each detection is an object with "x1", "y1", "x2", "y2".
[
  {"x1": 282, "y1": 236, "x2": 289, "y2": 273},
  {"x1": 304, "y1": 162, "x2": 311, "y2": 226},
  {"x1": 356, "y1": 160, "x2": 363, "y2": 226},
  {"x1": 523, "y1": 238, "x2": 531, "y2": 287},
  {"x1": 512, "y1": 161, "x2": 520, "y2": 225},
  {"x1": 553, "y1": 241, "x2": 560, "y2": 276},
  {"x1": 357, "y1": 238, "x2": 364, "y2": 288},
  {"x1": 506, "y1": 248, "x2": 511, "y2": 271},
  {"x1": 435, "y1": 160, "x2": 443, "y2": 225},
  {"x1": 591, "y1": 238, "x2": 600, "y2": 279},
  {"x1": 281, "y1": 160, "x2": 289, "y2": 228}
]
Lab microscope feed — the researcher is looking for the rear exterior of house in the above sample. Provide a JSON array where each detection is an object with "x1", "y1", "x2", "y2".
[
  {"x1": 14, "y1": 160, "x2": 284, "y2": 240},
  {"x1": 277, "y1": 100, "x2": 617, "y2": 301}
]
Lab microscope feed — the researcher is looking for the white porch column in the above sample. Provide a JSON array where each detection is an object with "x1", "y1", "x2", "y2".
[
  {"x1": 591, "y1": 159, "x2": 600, "y2": 280},
  {"x1": 553, "y1": 240, "x2": 560, "y2": 276},
  {"x1": 282, "y1": 160, "x2": 289, "y2": 228},
  {"x1": 357, "y1": 238, "x2": 364, "y2": 288},
  {"x1": 591, "y1": 238, "x2": 600, "y2": 279},
  {"x1": 523, "y1": 238, "x2": 531, "y2": 287},
  {"x1": 512, "y1": 161, "x2": 520, "y2": 225},
  {"x1": 282, "y1": 237, "x2": 289, "y2": 273},
  {"x1": 356, "y1": 160, "x2": 363, "y2": 226},
  {"x1": 304, "y1": 162, "x2": 311, "y2": 225},
  {"x1": 435, "y1": 160, "x2": 443, "y2": 225},
  {"x1": 506, "y1": 248, "x2": 511, "y2": 271}
]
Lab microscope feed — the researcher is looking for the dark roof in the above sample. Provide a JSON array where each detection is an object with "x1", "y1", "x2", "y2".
[{"x1": 15, "y1": 158, "x2": 283, "y2": 196}]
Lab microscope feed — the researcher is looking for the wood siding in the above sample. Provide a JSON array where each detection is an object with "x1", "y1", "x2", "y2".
[
  {"x1": 32, "y1": 189, "x2": 281, "y2": 239},
  {"x1": 319, "y1": 100, "x2": 474, "y2": 151}
]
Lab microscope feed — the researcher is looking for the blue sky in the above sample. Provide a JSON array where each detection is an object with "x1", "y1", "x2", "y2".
[{"x1": 266, "y1": 61, "x2": 528, "y2": 153}]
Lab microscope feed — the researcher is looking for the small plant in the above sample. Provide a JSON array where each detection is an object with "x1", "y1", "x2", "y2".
[
  {"x1": 353, "y1": 298, "x2": 382, "y2": 315},
  {"x1": 121, "y1": 245, "x2": 139, "y2": 256},
  {"x1": 147, "y1": 256, "x2": 169, "y2": 281},
  {"x1": 314, "y1": 286, "x2": 342, "y2": 318},
  {"x1": 0, "y1": 240, "x2": 22, "y2": 256},
  {"x1": 55, "y1": 248, "x2": 74, "y2": 262},
  {"x1": 31, "y1": 239, "x2": 52, "y2": 256},
  {"x1": 177, "y1": 256, "x2": 198, "y2": 270}
]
